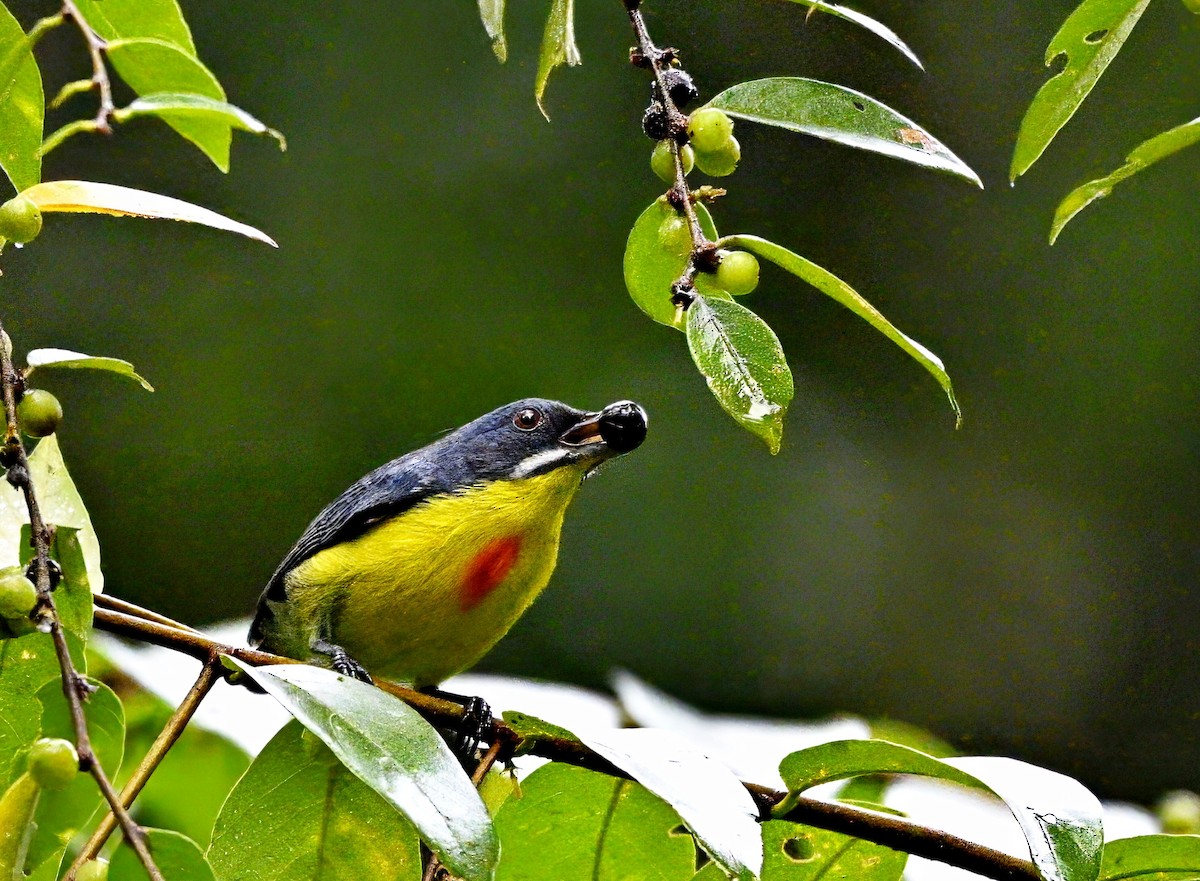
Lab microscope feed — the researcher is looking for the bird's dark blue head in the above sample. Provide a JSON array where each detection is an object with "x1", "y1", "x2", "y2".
[{"x1": 435, "y1": 398, "x2": 648, "y2": 483}]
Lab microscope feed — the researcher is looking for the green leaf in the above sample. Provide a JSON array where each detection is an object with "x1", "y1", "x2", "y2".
[
  {"x1": 779, "y1": 1, "x2": 922, "y2": 68},
  {"x1": 692, "y1": 865, "x2": 728, "y2": 880},
  {"x1": 706, "y1": 78, "x2": 981, "y2": 187},
  {"x1": 20, "y1": 180, "x2": 277, "y2": 247},
  {"x1": 502, "y1": 710, "x2": 581, "y2": 754},
  {"x1": 208, "y1": 720, "x2": 421, "y2": 881},
  {"x1": 71, "y1": 0, "x2": 197, "y2": 54},
  {"x1": 1050, "y1": 116, "x2": 1200, "y2": 243},
  {"x1": 0, "y1": 773, "x2": 40, "y2": 880},
  {"x1": 494, "y1": 763, "x2": 696, "y2": 881},
  {"x1": 21, "y1": 525, "x2": 94, "y2": 649},
  {"x1": 229, "y1": 661, "x2": 497, "y2": 881},
  {"x1": 24, "y1": 679, "x2": 125, "y2": 876},
  {"x1": 624, "y1": 198, "x2": 726, "y2": 330},
  {"x1": 478, "y1": 0, "x2": 508, "y2": 62},
  {"x1": 534, "y1": 0, "x2": 580, "y2": 120},
  {"x1": 0, "y1": 3, "x2": 44, "y2": 193},
  {"x1": 113, "y1": 92, "x2": 286, "y2": 151},
  {"x1": 1010, "y1": 0, "x2": 1151, "y2": 181},
  {"x1": 26, "y1": 348, "x2": 154, "y2": 391},
  {"x1": 722, "y1": 234, "x2": 960, "y2": 426},
  {"x1": 110, "y1": 828, "x2": 215, "y2": 881},
  {"x1": 778, "y1": 740, "x2": 978, "y2": 798},
  {"x1": 761, "y1": 818, "x2": 907, "y2": 881},
  {"x1": 1099, "y1": 835, "x2": 1200, "y2": 881},
  {"x1": 686, "y1": 296, "x2": 793, "y2": 454},
  {"x1": 102, "y1": 39, "x2": 231, "y2": 170}
]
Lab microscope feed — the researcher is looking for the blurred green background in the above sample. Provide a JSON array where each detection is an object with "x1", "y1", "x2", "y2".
[{"x1": 4, "y1": 0, "x2": 1199, "y2": 802}]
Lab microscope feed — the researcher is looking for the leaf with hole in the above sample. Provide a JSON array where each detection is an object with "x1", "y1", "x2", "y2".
[
  {"x1": 478, "y1": 0, "x2": 508, "y2": 62},
  {"x1": 779, "y1": 1, "x2": 922, "y2": 68},
  {"x1": 110, "y1": 828, "x2": 215, "y2": 881},
  {"x1": 19, "y1": 181, "x2": 276, "y2": 246},
  {"x1": 208, "y1": 720, "x2": 421, "y2": 881},
  {"x1": 722, "y1": 234, "x2": 960, "y2": 425},
  {"x1": 761, "y1": 819, "x2": 907, "y2": 881},
  {"x1": 706, "y1": 78, "x2": 981, "y2": 187},
  {"x1": 26, "y1": 349, "x2": 154, "y2": 391},
  {"x1": 1050, "y1": 116, "x2": 1200, "y2": 243},
  {"x1": 0, "y1": 3, "x2": 43, "y2": 193},
  {"x1": 534, "y1": 0, "x2": 580, "y2": 119},
  {"x1": 1098, "y1": 834, "x2": 1200, "y2": 881},
  {"x1": 113, "y1": 92, "x2": 285, "y2": 151},
  {"x1": 1010, "y1": 0, "x2": 1151, "y2": 181},
  {"x1": 686, "y1": 296, "x2": 793, "y2": 455},
  {"x1": 228, "y1": 660, "x2": 497, "y2": 881},
  {"x1": 624, "y1": 198, "x2": 726, "y2": 330}
]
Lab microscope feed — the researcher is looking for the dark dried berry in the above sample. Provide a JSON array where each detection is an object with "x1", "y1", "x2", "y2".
[
  {"x1": 642, "y1": 101, "x2": 670, "y2": 140},
  {"x1": 660, "y1": 68, "x2": 698, "y2": 108}
]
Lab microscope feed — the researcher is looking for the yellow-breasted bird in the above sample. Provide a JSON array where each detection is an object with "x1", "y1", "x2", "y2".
[{"x1": 249, "y1": 398, "x2": 647, "y2": 687}]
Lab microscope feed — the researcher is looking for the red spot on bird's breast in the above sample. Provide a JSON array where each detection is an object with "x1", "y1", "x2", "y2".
[{"x1": 461, "y1": 536, "x2": 523, "y2": 611}]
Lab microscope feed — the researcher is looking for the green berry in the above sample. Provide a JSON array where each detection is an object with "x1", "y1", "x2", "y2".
[
  {"x1": 651, "y1": 140, "x2": 694, "y2": 183},
  {"x1": 694, "y1": 135, "x2": 740, "y2": 178},
  {"x1": 76, "y1": 860, "x2": 110, "y2": 881},
  {"x1": 0, "y1": 569, "x2": 37, "y2": 619},
  {"x1": 1183, "y1": 0, "x2": 1200, "y2": 12},
  {"x1": 17, "y1": 389, "x2": 62, "y2": 438},
  {"x1": 0, "y1": 196, "x2": 42, "y2": 244},
  {"x1": 715, "y1": 250, "x2": 760, "y2": 296},
  {"x1": 687, "y1": 108, "x2": 734, "y2": 153},
  {"x1": 28, "y1": 738, "x2": 79, "y2": 790},
  {"x1": 1158, "y1": 790, "x2": 1200, "y2": 834},
  {"x1": 0, "y1": 614, "x2": 38, "y2": 639}
]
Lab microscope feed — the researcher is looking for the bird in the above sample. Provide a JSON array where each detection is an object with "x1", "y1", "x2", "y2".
[{"x1": 249, "y1": 398, "x2": 647, "y2": 689}]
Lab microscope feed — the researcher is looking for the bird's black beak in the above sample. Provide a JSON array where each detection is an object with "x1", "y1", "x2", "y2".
[{"x1": 560, "y1": 400, "x2": 648, "y2": 456}]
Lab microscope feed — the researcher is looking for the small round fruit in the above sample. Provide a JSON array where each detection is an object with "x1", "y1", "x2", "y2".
[
  {"x1": 658, "y1": 68, "x2": 699, "y2": 108},
  {"x1": 76, "y1": 860, "x2": 109, "y2": 881},
  {"x1": 0, "y1": 196, "x2": 42, "y2": 244},
  {"x1": 0, "y1": 569, "x2": 37, "y2": 619},
  {"x1": 1, "y1": 614, "x2": 38, "y2": 638},
  {"x1": 715, "y1": 250, "x2": 760, "y2": 296},
  {"x1": 642, "y1": 101, "x2": 670, "y2": 140},
  {"x1": 1158, "y1": 790, "x2": 1200, "y2": 834},
  {"x1": 687, "y1": 108, "x2": 734, "y2": 153},
  {"x1": 694, "y1": 135, "x2": 740, "y2": 177},
  {"x1": 651, "y1": 140, "x2": 695, "y2": 183},
  {"x1": 29, "y1": 737, "x2": 79, "y2": 790},
  {"x1": 1183, "y1": 0, "x2": 1200, "y2": 13},
  {"x1": 17, "y1": 389, "x2": 62, "y2": 438}
]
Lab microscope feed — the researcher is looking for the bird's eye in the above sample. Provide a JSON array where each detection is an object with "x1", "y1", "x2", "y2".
[{"x1": 513, "y1": 408, "x2": 542, "y2": 431}]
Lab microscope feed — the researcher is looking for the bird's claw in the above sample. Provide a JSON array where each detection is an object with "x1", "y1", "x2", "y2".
[
  {"x1": 452, "y1": 696, "x2": 493, "y2": 760},
  {"x1": 329, "y1": 646, "x2": 373, "y2": 684}
]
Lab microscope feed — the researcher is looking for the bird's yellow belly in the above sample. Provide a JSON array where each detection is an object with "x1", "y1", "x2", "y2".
[{"x1": 284, "y1": 468, "x2": 582, "y2": 686}]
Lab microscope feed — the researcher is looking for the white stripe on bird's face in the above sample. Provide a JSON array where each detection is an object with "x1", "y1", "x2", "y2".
[{"x1": 507, "y1": 446, "x2": 576, "y2": 480}]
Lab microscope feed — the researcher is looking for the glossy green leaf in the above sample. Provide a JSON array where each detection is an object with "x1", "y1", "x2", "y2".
[
  {"x1": 723, "y1": 234, "x2": 960, "y2": 426},
  {"x1": 0, "y1": 3, "x2": 43, "y2": 193},
  {"x1": 1010, "y1": 0, "x2": 1151, "y2": 181},
  {"x1": 502, "y1": 710, "x2": 581, "y2": 754},
  {"x1": 478, "y1": 0, "x2": 508, "y2": 62},
  {"x1": 20, "y1": 180, "x2": 277, "y2": 247},
  {"x1": 20, "y1": 525, "x2": 93, "y2": 645},
  {"x1": 778, "y1": 740, "x2": 978, "y2": 801},
  {"x1": 208, "y1": 720, "x2": 421, "y2": 881},
  {"x1": 1099, "y1": 835, "x2": 1200, "y2": 881},
  {"x1": 113, "y1": 92, "x2": 285, "y2": 151},
  {"x1": 24, "y1": 679, "x2": 125, "y2": 876},
  {"x1": 26, "y1": 348, "x2": 154, "y2": 391},
  {"x1": 111, "y1": 828, "x2": 215, "y2": 881},
  {"x1": 230, "y1": 661, "x2": 496, "y2": 881},
  {"x1": 692, "y1": 865, "x2": 728, "y2": 881},
  {"x1": 71, "y1": 0, "x2": 197, "y2": 54},
  {"x1": 534, "y1": 0, "x2": 580, "y2": 120},
  {"x1": 761, "y1": 819, "x2": 907, "y2": 881},
  {"x1": 0, "y1": 773, "x2": 40, "y2": 880},
  {"x1": 576, "y1": 727, "x2": 763, "y2": 879},
  {"x1": 1050, "y1": 116, "x2": 1200, "y2": 243},
  {"x1": 494, "y1": 762, "x2": 696, "y2": 881},
  {"x1": 624, "y1": 198, "x2": 725, "y2": 330},
  {"x1": 780, "y1": 1, "x2": 921, "y2": 68},
  {"x1": 686, "y1": 296, "x2": 793, "y2": 454},
  {"x1": 706, "y1": 78, "x2": 981, "y2": 187}
]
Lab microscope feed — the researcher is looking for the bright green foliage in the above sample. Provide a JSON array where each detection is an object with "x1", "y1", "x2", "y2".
[
  {"x1": 776, "y1": 1, "x2": 921, "y2": 67},
  {"x1": 761, "y1": 819, "x2": 906, "y2": 881},
  {"x1": 686, "y1": 296, "x2": 793, "y2": 455},
  {"x1": 688, "y1": 108, "x2": 735, "y2": 154},
  {"x1": 0, "y1": 195, "x2": 42, "y2": 243},
  {"x1": 502, "y1": 710, "x2": 582, "y2": 750},
  {"x1": 1098, "y1": 835, "x2": 1200, "y2": 881},
  {"x1": 110, "y1": 828, "x2": 214, "y2": 881},
  {"x1": 1050, "y1": 116, "x2": 1200, "y2": 243},
  {"x1": 230, "y1": 660, "x2": 497, "y2": 881},
  {"x1": 209, "y1": 720, "x2": 421, "y2": 881},
  {"x1": 0, "y1": 773, "x2": 40, "y2": 880},
  {"x1": 715, "y1": 251, "x2": 759, "y2": 296},
  {"x1": 1156, "y1": 791, "x2": 1200, "y2": 835},
  {"x1": 694, "y1": 136, "x2": 741, "y2": 178},
  {"x1": 0, "y1": 568, "x2": 36, "y2": 618},
  {"x1": 624, "y1": 198, "x2": 725, "y2": 329},
  {"x1": 1184, "y1": 0, "x2": 1200, "y2": 12},
  {"x1": 692, "y1": 865, "x2": 727, "y2": 880},
  {"x1": 1010, "y1": 0, "x2": 1151, "y2": 182},
  {"x1": 721, "y1": 234, "x2": 961, "y2": 425},
  {"x1": 652, "y1": 140, "x2": 695, "y2": 183},
  {"x1": 478, "y1": 0, "x2": 508, "y2": 61},
  {"x1": 494, "y1": 763, "x2": 696, "y2": 881},
  {"x1": 707, "y1": 78, "x2": 982, "y2": 187},
  {"x1": 778, "y1": 740, "x2": 978, "y2": 801},
  {"x1": 534, "y1": 0, "x2": 580, "y2": 119},
  {"x1": 16, "y1": 389, "x2": 62, "y2": 438},
  {"x1": 27, "y1": 738, "x2": 78, "y2": 791},
  {"x1": 0, "y1": 3, "x2": 44, "y2": 194},
  {"x1": 113, "y1": 93, "x2": 286, "y2": 151},
  {"x1": 26, "y1": 348, "x2": 154, "y2": 391},
  {"x1": 77, "y1": 859, "x2": 110, "y2": 881}
]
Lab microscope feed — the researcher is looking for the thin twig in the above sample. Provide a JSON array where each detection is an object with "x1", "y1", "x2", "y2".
[
  {"x1": 0, "y1": 320, "x2": 165, "y2": 881},
  {"x1": 90, "y1": 604, "x2": 1038, "y2": 881},
  {"x1": 64, "y1": 660, "x2": 220, "y2": 880},
  {"x1": 60, "y1": 0, "x2": 113, "y2": 133},
  {"x1": 93, "y1": 592, "x2": 199, "y2": 633}
]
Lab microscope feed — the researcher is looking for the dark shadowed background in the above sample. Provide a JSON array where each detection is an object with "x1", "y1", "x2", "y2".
[{"x1": 3, "y1": 0, "x2": 1199, "y2": 801}]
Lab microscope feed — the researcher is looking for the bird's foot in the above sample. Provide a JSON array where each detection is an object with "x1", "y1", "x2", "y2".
[
  {"x1": 423, "y1": 688, "x2": 495, "y2": 765},
  {"x1": 313, "y1": 638, "x2": 374, "y2": 684}
]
